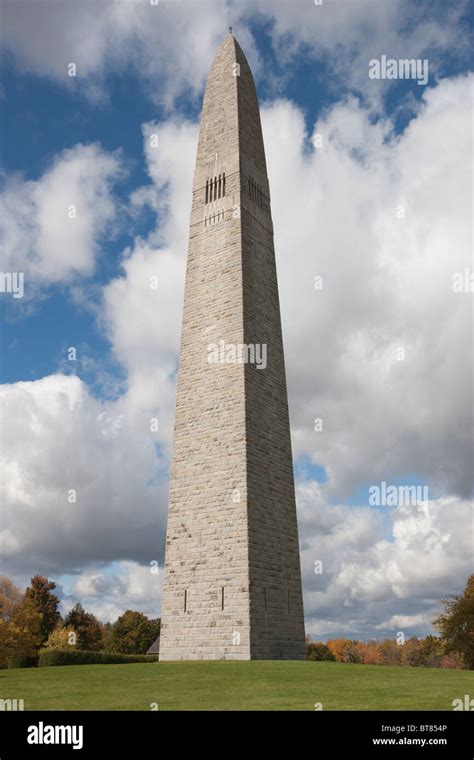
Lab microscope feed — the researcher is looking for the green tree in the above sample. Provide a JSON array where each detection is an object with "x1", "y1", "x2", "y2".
[
  {"x1": 434, "y1": 575, "x2": 474, "y2": 669},
  {"x1": 101, "y1": 622, "x2": 115, "y2": 652},
  {"x1": 24, "y1": 575, "x2": 60, "y2": 645},
  {"x1": 63, "y1": 603, "x2": 103, "y2": 651},
  {"x1": 111, "y1": 611, "x2": 160, "y2": 654}
]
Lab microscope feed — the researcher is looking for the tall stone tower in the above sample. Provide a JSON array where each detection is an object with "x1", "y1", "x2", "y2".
[{"x1": 159, "y1": 33, "x2": 305, "y2": 660}]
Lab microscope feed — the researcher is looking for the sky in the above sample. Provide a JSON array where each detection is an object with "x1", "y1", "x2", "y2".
[{"x1": 0, "y1": 0, "x2": 472, "y2": 640}]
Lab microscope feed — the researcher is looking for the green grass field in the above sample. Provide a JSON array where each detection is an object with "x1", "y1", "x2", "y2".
[{"x1": 2, "y1": 661, "x2": 472, "y2": 711}]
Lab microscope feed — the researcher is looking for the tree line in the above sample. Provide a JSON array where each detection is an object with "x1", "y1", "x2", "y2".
[
  {"x1": 1, "y1": 573, "x2": 472, "y2": 669},
  {"x1": 0, "y1": 574, "x2": 160, "y2": 668},
  {"x1": 307, "y1": 574, "x2": 474, "y2": 670}
]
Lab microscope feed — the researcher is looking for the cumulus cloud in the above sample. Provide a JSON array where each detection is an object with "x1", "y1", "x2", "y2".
[
  {"x1": 67, "y1": 560, "x2": 161, "y2": 622},
  {"x1": 0, "y1": 374, "x2": 167, "y2": 577},
  {"x1": 1, "y1": 0, "x2": 468, "y2": 107},
  {"x1": 262, "y1": 73, "x2": 473, "y2": 500},
  {"x1": 0, "y1": 143, "x2": 123, "y2": 293},
  {"x1": 246, "y1": 0, "x2": 470, "y2": 104},
  {"x1": 0, "y1": 0, "x2": 258, "y2": 108},
  {"x1": 102, "y1": 118, "x2": 198, "y2": 453},
  {"x1": 298, "y1": 481, "x2": 473, "y2": 638}
]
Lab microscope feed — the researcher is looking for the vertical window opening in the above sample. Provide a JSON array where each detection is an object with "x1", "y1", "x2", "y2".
[
  {"x1": 223, "y1": 172, "x2": 226, "y2": 197},
  {"x1": 184, "y1": 589, "x2": 187, "y2": 612},
  {"x1": 214, "y1": 177, "x2": 217, "y2": 201},
  {"x1": 218, "y1": 174, "x2": 221, "y2": 198},
  {"x1": 221, "y1": 587, "x2": 225, "y2": 610},
  {"x1": 205, "y1": 180, "x2": 208, "y2": 204}
]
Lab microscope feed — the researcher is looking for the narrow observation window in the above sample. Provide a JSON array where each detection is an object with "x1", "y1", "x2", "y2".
[
  {"x1": 184, "y1": 589, "x2": 187, "y2": 612},
  {"x1": 222, "y1": 172, "x2": 226, "y2": 197},
  {"x1": 221, "y1": 587, "x2": 225, "y2": 611},
  {"x1": 214, "y1": 177, "x2": 217, "y2": 201},
  {"x1": 218, "y1": 174, "x2": 221, "y2": 198}
]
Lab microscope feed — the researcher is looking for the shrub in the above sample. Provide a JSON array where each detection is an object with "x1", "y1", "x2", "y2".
[
  {"x1": 7, "y1": 654, "x2": 38, "y2": 669},
  {"x1": 38, "y1": 649, "x2": 159, "y2": 667},
  {"x1": 307, "y1": 642, "x2": 335, "y2": 661}
]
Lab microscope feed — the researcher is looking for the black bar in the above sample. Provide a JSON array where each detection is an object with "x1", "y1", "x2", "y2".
[{"x1": 0, "y1": 710, "x2": 472, "y2": 757}]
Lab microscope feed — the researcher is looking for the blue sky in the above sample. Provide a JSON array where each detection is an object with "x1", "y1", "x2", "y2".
[{"x1": 0, "y1": 0, "x2": 472, "y2": 639}]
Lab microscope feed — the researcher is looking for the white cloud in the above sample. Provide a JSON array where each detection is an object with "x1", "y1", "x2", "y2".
[
  {"x1": 376, "y1": 613, "x2": 428, "y2": 631},
  {"x1": 102, "y1": 118, "x2": 198, "y2": 453},
  {"x1": 262, "y1": 74, "x2": 473, "y2": 499},
  {"x1": 1, "y1": 0, "x2": 468, "y2": 107},
  {"x1": 0, "y1": 143, "x2": 123, "y2": 292},
  {"x1": 298, "y1": 482, "x2": 473, "y2": 638},
  {"x1": 67, "y1": 560, "x2": 161, "y2": 622},
  {"x1": 0, "y1": 0, "x2": 259, "y2": 108},
  {"x1": 0, "y1": 374, "x2": 167, "y2": 576}
]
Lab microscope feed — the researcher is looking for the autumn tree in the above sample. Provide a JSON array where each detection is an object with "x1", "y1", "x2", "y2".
[
  {"x1": 355, "y1": 640, "x2": 381, "y2": 665},
  {"x1": 399, "y1": 636, "x2": 424, "y2": 667},
  {"x1": 434, "y1": 575, "x2": 474, "y2": 669},
  {"x1": 45, "y1": 625, "x2": 77, "y2": 650},
  {"x1": 419, "y1": 635, "x2": 444, "y2": 667},
  {"x1": 326, "y1": 638, "x2": 351, "y2": 662},
  {"x1": 63, "y1": 603, "x2": 103, "y2": 651},
  {"x1": 24, "y1": 575, "x2": 61, "y2": 645},
  {"x1": 378, "y1": 639, "x2": 401, "y2": 665},
  {"x1": 0, "y1": 576, "x2": 42, "y2": 667},
  {"x1": 111, "y1": 611, "x2": 160, "y2": 654}
]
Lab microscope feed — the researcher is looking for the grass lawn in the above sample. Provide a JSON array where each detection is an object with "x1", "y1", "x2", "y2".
[{"x1": 1, "y1": 661, "x2": 472, "y2": 711}]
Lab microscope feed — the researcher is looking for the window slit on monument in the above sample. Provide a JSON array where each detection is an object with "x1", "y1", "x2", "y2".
[
  {"x1": 221, "y1": 587, "x2": 225, "y2": 611},
  {"x1": 205, "y1": 180, "x2": 209, "y2": 204},
  {"x1": 222, "y1": 172, "x2": 226, "y2": 196},
  {"x1": 218, "y1": 174, "x2": 221, "y2": 198},
  {"x1": 184, "y1": 589, "x2": 187, "y2": 613}
]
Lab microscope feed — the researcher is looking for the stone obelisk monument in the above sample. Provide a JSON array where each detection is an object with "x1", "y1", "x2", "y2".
[{"x1": 159, "y1": 32, "x2": 305, "y2": 660}]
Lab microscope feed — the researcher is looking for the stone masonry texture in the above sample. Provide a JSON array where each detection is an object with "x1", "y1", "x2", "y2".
[{"x1": 159, "y1": 34, "x2": 306, "y2": 660}]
